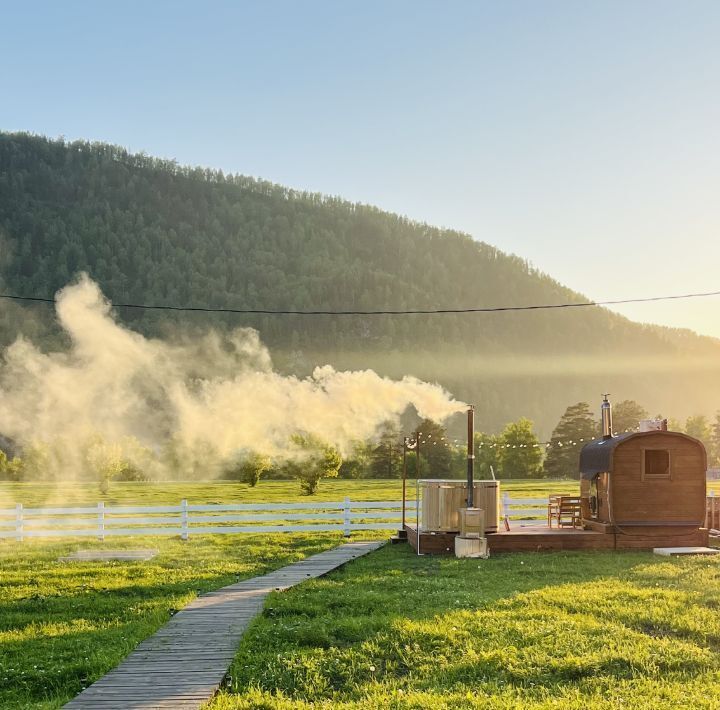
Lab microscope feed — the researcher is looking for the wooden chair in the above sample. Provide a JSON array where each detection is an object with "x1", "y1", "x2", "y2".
[
  {"x1": 547, "y1": 495, "x2": 560, "y2": 527},
  {"x1": 548, "y1": 495, "x2": 582, "y2": 528}
]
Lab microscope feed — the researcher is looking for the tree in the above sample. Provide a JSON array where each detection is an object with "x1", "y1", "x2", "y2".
[
  {"x1": 685, "y1": 415, "x2": 712, "y2": 452},
  {"x1": 710, "y1": 412, "x2": 720, "y2": 467},
  {"x1": 84, "y1": 437, "x2": 126, "y2": 494},
  {"x1": 338, "y1": 441, "x2": 371, "y2": 479},
  {"x1": 416, "y1": 419, "x2": 452, "y2": 477},
  {"x1": 474, "y1": 432, "x2": 501, "y2": 480},
  {"x1": 369, "y1": 421, "x2": 402, "y2": 478},
  {"x1": 448, "y1": 443, "x2": 468, "y2": 479},
  {"x1": 611, "y1": 400, "x2": 648, "y2": 434},
  {"x1": 226, "y1": 452, "x2": 271, "y2": 486},
  {"x1": 498, "y1": 418, "x2": 543, "y2": 479},
  {"x1": 0, "y1": 450, "x2": 23, "y2": 481},
  {"x1": 285, "y1": 434, "x2": 342, "y2": 495},
  {"x1": 544, "y1": 403, "x2": 597, "y2": 479},
  {"x1": 405, "y1": 446, "x2": 420, "y2": 479}
]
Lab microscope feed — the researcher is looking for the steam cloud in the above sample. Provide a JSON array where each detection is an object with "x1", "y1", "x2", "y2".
[{"x1": 0, "y1": 276, "x2": 465, "y2": 479}]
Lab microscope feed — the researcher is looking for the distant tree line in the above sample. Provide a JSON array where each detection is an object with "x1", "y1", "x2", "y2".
[{"x1": 3, "y1": 400, "x2": 720, "y2": 491}]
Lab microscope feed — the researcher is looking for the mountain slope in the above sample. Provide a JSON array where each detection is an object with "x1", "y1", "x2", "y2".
[{"x1": 1, "y1": 132, "x2": 718, "y2": 434}]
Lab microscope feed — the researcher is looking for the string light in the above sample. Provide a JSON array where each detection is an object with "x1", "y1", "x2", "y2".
[{"x1": 406, "y1": 427, "x2": 641, "y2": 452}]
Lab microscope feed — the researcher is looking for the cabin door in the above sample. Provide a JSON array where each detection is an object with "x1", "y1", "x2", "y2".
[
  {"x1": 589, "y1": 476, "x2": 599, "y2": 519},
  {"x1": 588, "y1": 473, "x2": 608, "y2": 521}
]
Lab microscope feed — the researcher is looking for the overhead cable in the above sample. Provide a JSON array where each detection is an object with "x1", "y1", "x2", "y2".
[{"x1": 1, "y1": 288, "x2": 719, "y2": 315}]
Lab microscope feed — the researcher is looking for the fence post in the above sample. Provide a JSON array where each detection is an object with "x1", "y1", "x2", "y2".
[
  {"x1": 707, "y1": 491, "x2": 713, "y2": 529},
  {"x1": 181, "y1": 499, "x2": 189, "y2": 541},
  {"x1": 15, "y1": 503, "x2": 23, "y2": 543},
  {"x1": 712, "y1": 491, "x2": 717, "y2": 530},
  {"x1": 343, "y1": 496, "x2": 351, "y2": 537},
  {"x1": 97, "y1": 501, "x2": 105, "y2": 542}
]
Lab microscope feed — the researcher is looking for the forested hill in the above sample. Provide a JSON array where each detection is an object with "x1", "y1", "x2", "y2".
[{"x1": 1, "y1": 132, "x2": 719, "y2": 434}]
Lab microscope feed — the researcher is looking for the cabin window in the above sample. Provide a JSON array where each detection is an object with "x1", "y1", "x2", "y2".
[{"x1": 642, "y1": 449, "x2": 671, "y2": 480}]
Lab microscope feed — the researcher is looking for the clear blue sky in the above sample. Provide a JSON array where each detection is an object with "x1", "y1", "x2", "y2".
[{"x1": 3, "y1": 0, "x2": 720, "y2": 335}]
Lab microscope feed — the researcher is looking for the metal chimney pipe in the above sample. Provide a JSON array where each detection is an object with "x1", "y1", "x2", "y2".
[
  {"x1": 601, "y1": 394, "x2": 613, "y2": 440},
  {"x1": 466, "y1": 405, "x2": 475, "y2": 507}
]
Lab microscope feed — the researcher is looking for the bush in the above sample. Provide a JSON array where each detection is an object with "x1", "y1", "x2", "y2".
[
  {"x1": 285, "y1": 435, "x2": 342, "y2": 495},
  {"x1": 225, "y1": 452, "x2": 272, "y2": 486},
  {"x1": 0, "y1": 450, "x2": 23, "y2": 481}
]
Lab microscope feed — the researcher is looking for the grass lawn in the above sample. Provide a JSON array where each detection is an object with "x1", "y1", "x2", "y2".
[
  {"x1": 0, "y1": 532, "x2": 360, "y2": 709},
  {"x1": 3, "y1": 478, "x2": 718, "y2": 708},
  {"x1": 209, "y1": 544, "x2": 720, "y2": 710},
  {"x1": 0, "y1": 478, "x2": 591, "y2": 509},
  {"x1": 3, "y1": 479, "x2": 717, "y2": 509}
]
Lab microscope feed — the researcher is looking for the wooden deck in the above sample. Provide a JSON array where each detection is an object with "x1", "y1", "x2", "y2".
[
  {"x1": 405, "y1": 525, "x2": 708, "y2": 554},
  {"x1": 63, "y1": 541, "x2": 383, "y2": 709}
]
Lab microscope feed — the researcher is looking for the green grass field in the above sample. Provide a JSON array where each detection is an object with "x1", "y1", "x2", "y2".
[
  {"x1": 209, "y1": 544, "x2": 720, "y2": 710},
  {"x1": 3, "y1": 478, "x2": 718, "y2": 509},
  {"x1": 0, "y1": 532, "x2": 358, "y2": 709},
  {"x1": 0, "y1": 478, "x2": 590, "y2": 509},
  {"x1": 2, "y1": 479, "x2": 719, "y2": 708}
]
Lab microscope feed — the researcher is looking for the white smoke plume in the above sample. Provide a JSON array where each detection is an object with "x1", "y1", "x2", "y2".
[{"x1": 0, "y1": 276, "x2": 465, "y2": 479}]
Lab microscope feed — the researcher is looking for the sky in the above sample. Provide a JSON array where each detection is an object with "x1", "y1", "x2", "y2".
[{"x1": 2, "y1": 0, "x2": 720, "y2": 336}]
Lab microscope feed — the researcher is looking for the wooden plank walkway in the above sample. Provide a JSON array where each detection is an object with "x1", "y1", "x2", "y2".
[{"x1": 64, "y1": 541, "x2": 383, "y2": 709}]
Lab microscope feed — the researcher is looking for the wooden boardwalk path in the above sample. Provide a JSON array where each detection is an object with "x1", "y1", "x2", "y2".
[{"x1": 64, "y1": 541, "x2": 383, "y2": 709}]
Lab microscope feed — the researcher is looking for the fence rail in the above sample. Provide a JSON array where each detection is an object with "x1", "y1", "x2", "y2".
[
  {"x1": 4, "y1": 492, "x2": 718, "y2": 542},
  {"x1": 0, "y1": 495, "x2": 561, "y2": 542},
  {"x1": 0, "y1": 498, "x2": 426, "y2": 542}
]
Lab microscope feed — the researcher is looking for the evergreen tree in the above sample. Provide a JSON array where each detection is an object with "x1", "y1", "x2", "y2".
[
  {"x1": 338, "y1": 441, "x2": 372, "y2": 479},
  {"x1": 685, "y1": 415, "x2": 712, "y2": 452},
  {"x1": 611, "y1": 400, "x2": 648, "y2": 434},
  {"x1": 369, "y1": 421, "x2": 402, "y2": 478},
  {"x1": 710, "y1": 412, "x2": 720, "y2": 467},
  {"x1": 544, "y1": 403, "x2": 597, "y2": 479},
  {"x1": 416, "y1": 419, "x2": 452, "y2": 477}
]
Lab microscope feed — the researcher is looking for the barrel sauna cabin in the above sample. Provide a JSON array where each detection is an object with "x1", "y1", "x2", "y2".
[{"x1": 579, "y1": 430, "x2": 708, "y2": 547}]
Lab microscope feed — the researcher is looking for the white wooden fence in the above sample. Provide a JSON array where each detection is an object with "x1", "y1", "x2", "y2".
[
  {"x1": 0, "y1": 496, "x2": 549, "y2": 542},
  {"x1": 501, "y1": 494, "x2": 548, "y2": 522}
]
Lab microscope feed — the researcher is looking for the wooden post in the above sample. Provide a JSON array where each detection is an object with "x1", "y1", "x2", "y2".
[
  {"x1": 466, "y1": 405, "x2": 475, "y2": 508},
  {"x1": 343, "y1": 496, "x2": 351, "y2": 537},
  {"x1": 712, "y1": 491, "x2": 717, "y2": 530},
  {"x1": 416, "y1": 478, "x2": 421, "y2": 556},
  {"x1": 97, "y1": 501, "x2": 105, "y2": 542},
  {"x1": 15, "y1": 503, "x2": 23, "y2": 543},
  {"x1": 181, "y1": 499, "x2": 189, "y2": 541},
  {"x1": 392, "y1": 437, "x2": 410, "y2": 542},
  {"x1": 706, "y1": 493, "x2": 711, "y2": 529},
  {"x1": 402, "y1": 437, "x2": 407, "y2": 529},
  {"x1": 416, "y1": 430, "x2": 421, "y2": 480},
  {"x1": 502, "y1": 492, "x2": 511, "y2": 531}
]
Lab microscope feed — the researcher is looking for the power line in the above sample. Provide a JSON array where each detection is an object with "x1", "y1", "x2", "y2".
[{"x1": 1, "y1": 288, "x2": 719, "y2": 315}]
